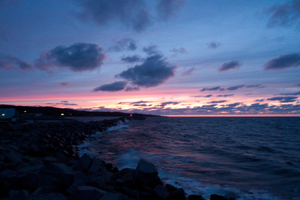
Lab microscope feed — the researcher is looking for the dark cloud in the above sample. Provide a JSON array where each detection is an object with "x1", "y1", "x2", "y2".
[
  {"x1": 217, "y1": 94, "x2": 234, "y2": 97},
  {"x1": 267, "y1": 96, "x2": 298, "y2": 103},
  {"x1": 256, "y1": 99, "x2": 265, "y2": 102},
  {"x1": 279, "y1": 91, "x2": 300, "y2": 95},
  {"x1": 0, "y1": 55, "x2": 33, "y2": 71},
  {"x1": 209, "y1": 100, "x2": 227, "y2": 104},
  {"x1": 73, "y1": 0, "x2": 151, "y2": 32},
  {"x1": 92, "y1": 101, "x2": 300, "y2": 115},
  {"x1": 36, "y1": 43, "x2": 106, "y2": 72},
  {"x1": 207, "y1": 41, "x2": 221, "y2": 49},
  {"x1": 109, "y1": 38, "x2": 137, "y2": 52},
  {"x1": 94, "y1": 81, "x2": 127, "y2": 92},
  {"x1": 218, "y1": 61, "x2": 241, "y2": 72},
  {"x1": 171, "y1": 47, "x2": 187, "y2": 54},
  {"x1": 46, "y1": 101, "x2": 78, "y2": 106},
  {"x1": 60, "y1": 82, "x2": 71, "y2": 86},
  {"x1": 193, "y1": 95, "x2": 213, "y2": 98},
  {"x1": 264, "y1": 53, "x2": 300, "y2": 70},
  {"x1": 226, "y1": 85, "x2": 245, "y2": 91},
  {"x1": 125, "y1": 86, "x2": 140, "y2": 91},
  {"x1": 246, "y1": 84, "x2": 265, "y2": 89},
  {"x1": 156, "y1": 0, "x2": 186, "y2": 21},
  {"x1": 264, "y1": 0, "x2": 300, "y2": 29},
  {"x1": 160, "y1": 101, "x2": 181, "y2": 107},
  {"x1": 117, "y1": 54, "x2": 177, "y2": 87},
  {"x1": 200, "y1": 86, "x2": 222, "y2": 91},
  {"x1": 143, "y1": 45, "x2": 159, "y2": 55},
  {"x1": 200, "y1": 85, "x2": 264, "y2": 92},
  {"x1": 181, "y1": 67, "x2": 195, "y2": 76},
  {"x1": 121, "y1": 55, "x2": 142, "y2": 63}
]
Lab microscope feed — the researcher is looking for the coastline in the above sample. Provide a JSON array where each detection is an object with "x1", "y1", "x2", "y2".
[{"x1": 0, "y1": 117, "x2": 232, "y2": 200}]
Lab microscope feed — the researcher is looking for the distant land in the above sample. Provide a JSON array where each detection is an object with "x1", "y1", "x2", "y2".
[{"x1": 0, "y1": 104, "x2": 157, "y2": 118}]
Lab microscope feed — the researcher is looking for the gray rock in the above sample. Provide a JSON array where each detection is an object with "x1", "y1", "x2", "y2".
[
  {"x1": 122, "y1": 172, "x2": 136, "y2": 189},
  {"x1": 66, "y1": 171, "x2": 90, "y2": 194},
  {"x1": 188, "y1": 195, "x2": 205, "y2": 200},
  {"x1": 29, "y1": 193, "x2": 67, "y2": 200},
  {"x1": 88, "y1": 170, "x2": 113, "y2": 189},
  {"x1": 72, "y1": 186, "x2": 107, "y2": 200},
  {"x1": 87, "y1": 158, "x2": 105, "y2": 174},
  {"x1": 134, "y1": 159, "x2": 158, "y2": 186},
  {"x1": 153, "y1": 185, "x2": 169, "y2": 199},
  {"x1": 44, "y1": 163, "x2": 75, "y2": 174},
  {"x1": 100, "y1": 193, "x2": 123, "y2": 200},
  {"x1": 40, "y1": 170, "x2": 75, "y2": 191},
  {"x1": 9, "y1": 190, "x2": 29, "y2": 200},
  {"x1": 210, "y1": 194, "x2": 229, "y2": 200},
  {"x1": 72, "y1": 153, "x2": 93, "y2": 172},
  {"x1": 166, "y1": 188, "x2": 185, "y2": 200},
  {"x1": 4, "y1": 151, "x2": 22, "y2": 163},
  {"x1": 16, "y1": 172, "x2": 57, "y2": 192},
  {"x1": 100, "y1": 193, "x2": 135, "y2": 200}
]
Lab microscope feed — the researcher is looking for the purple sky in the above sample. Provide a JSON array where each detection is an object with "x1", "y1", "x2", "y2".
[{"x1": 1, "y1": 0, "x2": 300, "y2": 115}]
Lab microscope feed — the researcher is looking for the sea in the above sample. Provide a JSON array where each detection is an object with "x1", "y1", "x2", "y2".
[{"x1": 76, "y1": 117, "x2": 300, "y2": 200}]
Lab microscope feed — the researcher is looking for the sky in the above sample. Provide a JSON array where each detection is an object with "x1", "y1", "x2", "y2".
[{"x1": 1, "y1": 0, "x2": 300, "y2": 116}]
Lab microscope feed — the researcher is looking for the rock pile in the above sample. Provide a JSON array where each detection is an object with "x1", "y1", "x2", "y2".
[{"x1": 0, "y1": 118, "x2": 232, "y2": 200}]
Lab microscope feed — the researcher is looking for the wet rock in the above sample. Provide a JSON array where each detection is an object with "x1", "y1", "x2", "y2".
[
  {"x1": 16, "y1": 172, "x2": 57, "y2": 192},
  {"x1": 4, "y1": 151, "x2": 23, "y2": 164},
  {"x1": 210, "y1": 194, "x2": 229, "y2": 200},
  {"x1": 0, "y1": 179, "x2": 12, "y2": 198},
  {"x1": 88, "y1": 170, "x2": 113, "y2": 189},
  {"x1": 71, "y1": 185, "x2": 107, "y2": 200},
  {"x1": 66, "y1": 171, "x2": 90, "y2": 195},
  {"x1": 29, "y1": 193, "x2": 67, "y2": 200},
  {"x1": 166, "y1": 188, "x2": 185, "y2": 200},
  {"x1": 134, "y1": 159, "x2": 159, "y2": 187},
  {"x1": 72, "y1": 153, "x2": 93, "y2": 172},
  {"x1": 100, "y1": 192, "x2": 135, "y2": 200},
  {"x1": 87, "y1": 158, "x2": 105, "y2": 174},
  {"x1": 122, "y1": 172, "x2": 136, "y2": 189},
  {"x1": 8, "y1": 189, "x2": 29, "y2": 200},
  {"x1": 165, "y1": 184, "x2": 177, "y2": 192},
  {"x1": 153, "y1": 185, "x2": 169, "y2": 199},
  {"x1": 188, "y1": 194, "x2": 205, "y2": 200}
]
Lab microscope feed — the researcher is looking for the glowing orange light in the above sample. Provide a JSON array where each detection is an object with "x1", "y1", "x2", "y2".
[{"x1": 130, "y1": 114, "x2": 132, "y2": 117}]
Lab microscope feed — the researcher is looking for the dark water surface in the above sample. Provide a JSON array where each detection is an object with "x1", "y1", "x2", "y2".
[{"x1": 78, "y1": 117, "x2": 300, "y2": 200}]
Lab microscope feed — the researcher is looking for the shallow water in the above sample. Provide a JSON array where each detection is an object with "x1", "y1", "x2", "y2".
[{"x1": 78, "y1": 117, "x2": 300, "y2": 200}]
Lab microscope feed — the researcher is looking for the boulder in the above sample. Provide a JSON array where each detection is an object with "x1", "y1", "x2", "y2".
[
  {"x1": 66, "y1": 171, "x2": 90, "y2": 195},
  {"x1": 87, "y1": 158, "x2": 105, "y2": 174},
  {"x1": 134, "y1": 159, "x2": 158, "y2": 187},
  {"x1": 165, "y1": 184, "x2": 177, "y2": 192},
  {"x1": 210, "y1": 194, "x2": 229, "y2": 200},
  {"x1": 44, "y1": 163, "x2": 75, "y2": 175},
  {"x1": 166, "y1": 188, "x2": 185, "y2": 200},
  {"x1": 29, "y1": 193, "x2": 67, "y2": 200},
  {"x1": 0, "y1": 180, "x2": 12, "y2": 198},
  {"x1": 16, "y1": 172, "x2": 57, "y2": 192},
  {"x1": 188, "y1": 194, "x2": 205, "y2": 200},
  {"x1": 8, "y1": 189, "x2": 29, "y2": 200},
  {"x1": 4, "y1": 151, "x2": 23, "y2": 164},
  {"x1": 88, "y1": 170, "x2": 113, "y2": 189},
  {"x1": 153, "y1": 185, "x2": 169, "y2": 199},
  {"x1": 71, "y1": 185, "x2": 107, "y2": 200},
  {"x1": 72, "y1": 153, "x2": 93, "y2": 172},
  {"x1": 122, "y1": 172, "x2": 136, "y2": 189},
  {"x1": 100, "y1": 193, "x2": 135, "y2": 200}
]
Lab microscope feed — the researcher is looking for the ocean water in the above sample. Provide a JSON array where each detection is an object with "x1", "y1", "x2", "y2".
[{"x1": 77, "y1": 117, "x2": 300, "y2": 200}]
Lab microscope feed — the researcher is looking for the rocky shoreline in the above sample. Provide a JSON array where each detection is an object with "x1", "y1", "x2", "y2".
[{"x1": 0, "y1": 117, "x2": 233, "y2": 200}]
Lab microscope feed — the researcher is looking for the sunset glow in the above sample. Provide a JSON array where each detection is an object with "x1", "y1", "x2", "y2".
[{"x1": 1, "y1": 0, "x2": 300, "y2": 115}]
